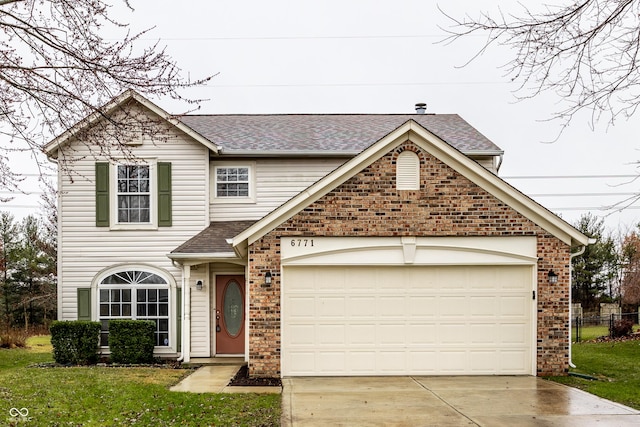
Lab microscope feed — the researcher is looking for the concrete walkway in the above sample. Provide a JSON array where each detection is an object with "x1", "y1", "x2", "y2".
[
  {"x1": 282, "y1": 376, "x2": 640, "y2": 426},
  {"x1": 170, "y1": 364, "x2": 281, "y2": 394}
]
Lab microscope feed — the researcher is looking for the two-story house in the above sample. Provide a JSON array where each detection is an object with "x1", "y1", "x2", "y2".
[{"x1": 44, "y1": 90, "x2": 589, "y2": 378}]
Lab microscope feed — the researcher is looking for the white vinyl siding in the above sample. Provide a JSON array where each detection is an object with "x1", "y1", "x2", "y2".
[
  {"x1": 189, "y1": 269, "x2": 210, "y2": 357},
  {"x1": 56, "y1": 104, "x2": 209, "y2": 355},
  {"x1": 210, "y1": 158, "x2": 347, "y2": 221}
]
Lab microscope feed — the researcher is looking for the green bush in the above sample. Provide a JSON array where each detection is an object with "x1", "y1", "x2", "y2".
[
  {"x1": 108, "y1": 320, "x2": 156, "y2": 364},
  {"x1": 50, "y1": 321, "x2": 100, "y2": 365}
]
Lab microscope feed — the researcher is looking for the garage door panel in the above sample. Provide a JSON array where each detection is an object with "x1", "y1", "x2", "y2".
[
  {"x1": 500, "y1": 324, "x2": 528, "y2": 344},
  {"x1": 500, "y1": 296, "x2": 529, "y2": 316},
  {"x1": 380, "y1": 296, "x2": 405, "y2": 317},
  {"x1": 408, "y1": 324, "x2": 437, "y2": 344},
  {"x1": 288, "y1": 297, "x2": 315, "y2": 318},
  {"x1": 439, "y1": 323, "x2": 468, "y2": 344},
  {"x1": 470, "y1": 323, "x2": 498, "y2": 344},
  {"x1": 470, "y1": 296, "x2": 498, "y2": 316},
  {"x1": 318, "y1": 296, "x2": 345, "y2": 317},
  {"x1": 348, "y1": 325, "x2": 375, "y2": 345},
  {"x1": 439, "y1": 296, "x2": 467, "y2": 316},
  {"x1": 317, "y1": 324, "x2": 345, "y2": 344},
  {"x1": 349, "y1": 297, "x2": 377, "y2": 317},
  {"x1": 409, "y1": 296, "x2": 436, "y2": 316},
  {"x1": 282, "y1": 265, "x2": 533, "y2": 376}
]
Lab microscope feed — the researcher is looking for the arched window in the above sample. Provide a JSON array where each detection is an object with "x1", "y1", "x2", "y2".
[
  {"x1": 396, "y1": 151, "x2": 420, "y2": 190},
  {"x1": 98, "y1": 269, "x2": 170, "y2": 347}
]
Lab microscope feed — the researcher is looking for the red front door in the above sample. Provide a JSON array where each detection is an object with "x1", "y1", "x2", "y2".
[{"x1": 215, "y1": 275, "x2": 245, "y2": 354}]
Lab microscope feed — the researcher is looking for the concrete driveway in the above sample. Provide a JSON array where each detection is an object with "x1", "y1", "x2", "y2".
[{"x1": 282, "y1": 376, "x2": 640, "y2": 426}]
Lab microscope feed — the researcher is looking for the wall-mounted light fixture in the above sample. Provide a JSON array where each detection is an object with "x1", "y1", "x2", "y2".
[
  {"x1": 265, "y1": 271, "x2": 272, "y2": 286},
  {"x1": 548, "y1": 270, "x2": 558, "y2": 285},
  {"x1": 196, "y1": 280, "x2": 203, "y2": 291}
]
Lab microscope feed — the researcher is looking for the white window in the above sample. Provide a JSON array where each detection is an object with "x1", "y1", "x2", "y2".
[
  {"x1": 98, "y1": 269, "x2": 170, "y2": 347},
  {"x1": 396, "y1": 151, "x2": 420, "y2": 190},
  {"x1": 117, "y1": 164, "x2": 151, "y2": 223},
  {"x1": 212, "y1": 163, "x2": 255, "y2": 202}
]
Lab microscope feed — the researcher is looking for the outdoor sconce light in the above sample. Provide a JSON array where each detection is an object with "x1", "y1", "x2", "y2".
[
  {"x1": 196, "y1": 280, "x2": 203, "y2": 291},
  {"x1": 265, "y1": 271, "x2": 272, "y2": 286},
  {"x1": 548, "y1": 270, "x2": 558, "y2": 285}
]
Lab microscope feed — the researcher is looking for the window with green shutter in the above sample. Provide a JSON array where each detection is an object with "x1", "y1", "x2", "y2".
[{"x1": 95, "y1": 161, "x2": 172, "y2": 228}]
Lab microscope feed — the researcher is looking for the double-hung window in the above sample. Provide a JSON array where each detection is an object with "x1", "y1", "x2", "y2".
[
  {"x1": 117, "y1": 165, "x2": 151, "y2": 223},
  {"x1": 212, "y1": 163, "x2": 255, "y2": 202},
  {"x1": 95, "y1": 160, "x2": 171, "y2": 228}
]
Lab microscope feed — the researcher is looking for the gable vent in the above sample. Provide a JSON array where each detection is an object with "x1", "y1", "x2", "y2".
[{"x1": 396, "y1": 151, "x2": 420, "y2": 190}]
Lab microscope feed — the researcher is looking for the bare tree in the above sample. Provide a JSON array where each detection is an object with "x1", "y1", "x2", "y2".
[
  {"x1": 0, "y1": 0, "x2": 211, "y2": 193},
  {"x1": 441, "y1": 1, "x2": 640, "y2": 130}
]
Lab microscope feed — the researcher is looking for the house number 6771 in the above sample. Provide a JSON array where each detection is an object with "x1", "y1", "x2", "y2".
[{"x1": 290, "y1": 239, "x2": 314, "y2": 247}]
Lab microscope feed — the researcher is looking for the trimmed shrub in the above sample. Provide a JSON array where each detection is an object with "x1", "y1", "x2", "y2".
[
  {"x1": 50, "y1": 321, "x2": 100, "y2": 365},
  {"x1": 108, "y1": 320, "x2": 155, "y2": 364},
  {"x1": 610, "y1": 319, "x2": 634, "y2": 338}
]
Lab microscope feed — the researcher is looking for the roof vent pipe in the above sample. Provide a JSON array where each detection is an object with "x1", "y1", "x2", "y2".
[{"x1": 415, "y1": 103, "x2": 426, "y2": 114}]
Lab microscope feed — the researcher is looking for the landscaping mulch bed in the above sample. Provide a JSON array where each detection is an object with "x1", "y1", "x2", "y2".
[
  {"x1": 586, "y1": 332, "x2": 640, "y2": 343},
  {"x1": 228, "y1": 364, "x2": 282, "y2": 387}
]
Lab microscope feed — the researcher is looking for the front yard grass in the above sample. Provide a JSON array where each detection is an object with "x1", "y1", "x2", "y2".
[
  {"x1": 549, "y1": 337, "x2": 640, "y2": 410},
  {"x1": 0, "y1": 336, "x2": 280, "y2": 426}
]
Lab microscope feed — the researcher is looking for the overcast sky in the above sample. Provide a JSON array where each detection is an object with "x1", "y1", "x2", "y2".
[{"x1": 5, "y1": 0, "x2": 640, "y2": 234}]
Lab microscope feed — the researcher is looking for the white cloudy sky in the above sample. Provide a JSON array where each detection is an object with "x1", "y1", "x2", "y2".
[{"x1": 5, "y1": 0, "x2": 640, "y2": 233}]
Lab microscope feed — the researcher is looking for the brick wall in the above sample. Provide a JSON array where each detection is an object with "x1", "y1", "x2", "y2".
[{"x1": 248, "y1": 141, "x2": 571, "y2": 377}]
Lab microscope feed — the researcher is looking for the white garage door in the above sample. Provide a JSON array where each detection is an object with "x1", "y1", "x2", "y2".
[{"x1": 282, "y1": 265, "x2": 534, "y2": 376}]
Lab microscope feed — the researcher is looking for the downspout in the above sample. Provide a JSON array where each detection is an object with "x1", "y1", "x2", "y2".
[
  {"x1": 569, "y1": 242, "x2": 591, "y2": 368},
  {"x1": 178, "y1": 265, "x2": 191, "y2": 363}
]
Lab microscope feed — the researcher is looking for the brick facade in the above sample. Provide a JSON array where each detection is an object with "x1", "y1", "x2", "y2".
[{"x1": 248, "y1": 141, "x2": 571, "y2": 377}]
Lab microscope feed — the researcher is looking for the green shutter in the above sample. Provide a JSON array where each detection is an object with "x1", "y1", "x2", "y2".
[
  {"x1": 176, "y1": 288, "x2": 182, "y2": 352},
  {"x1": 157, "y1": 162, "x2": 172, "y2": 227},
  {"x1": 77, "y1": 288, "x2": 91, "y2": 320},
  {"x1": 95, "y1": 162, "x2": 110, "y2": 227}
]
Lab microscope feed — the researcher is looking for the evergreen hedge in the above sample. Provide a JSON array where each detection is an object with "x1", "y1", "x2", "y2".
[
  {"x1": 108, "y1": 319, "x2": 156, "y2": 364},
  {"x1": 50, "y1": 321, "x2": 101, "y2": 365}
]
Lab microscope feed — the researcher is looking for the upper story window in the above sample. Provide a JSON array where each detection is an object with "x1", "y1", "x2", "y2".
[
  {"x1": 117, "y1": 165, "x2": 151, "y2": 223},
  {"x1": 95, "y1": 161, "x2": 172, "y2": 229},
  {"x1": 212, "y1": 162, "x2": 255, "y2": 203}
]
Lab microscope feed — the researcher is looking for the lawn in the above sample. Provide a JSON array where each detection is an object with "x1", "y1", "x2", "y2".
[
  {"x1": 550, "y1": 326, "x2": 640, "y2": 410},
  {"x1": 0, "y1": 336, "x2": 280, "y2": 426}
]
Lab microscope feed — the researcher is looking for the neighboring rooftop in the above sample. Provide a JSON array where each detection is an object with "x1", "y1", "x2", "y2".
[{"x1": 179, "y1": 114, "x2": 502, "y2": 155}]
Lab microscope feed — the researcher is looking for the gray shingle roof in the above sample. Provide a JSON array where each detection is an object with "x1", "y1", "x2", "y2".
[
  {"x1": 171, "y1": 220, "x2": 257, "y2": 254},
  {"x1": 179, "y1": 114, "x2": 502, "y2": 154}
]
